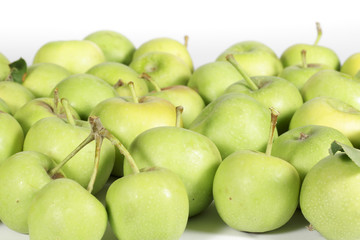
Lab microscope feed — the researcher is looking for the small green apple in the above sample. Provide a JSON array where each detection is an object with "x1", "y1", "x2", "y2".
[
  {"x1": 341, "y1": 52, "x2": 360, "y2": 77},
  {"x1": 33, "y1": 40, "x2": 105, "y2": 74},
  {"x1": 84, "y1": 30, "x2": 135, "y2": 65},
  {"x1": 0, "y1": 81, "x2": 34, "y2": 114},
  {"x1": 22, "y1": 63, "x2": 71, "y2": 97},
  {"x1": 0, "y1": 52, "x2": 10, "y2": 81},
  {"x1": 132, "y1": 36, "x2": 193, "y2": 72},
  {"x1": 28, "y1": 178, "x2": 107, "y2": 240}
]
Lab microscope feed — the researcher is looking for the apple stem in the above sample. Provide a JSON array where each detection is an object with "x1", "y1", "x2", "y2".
[
  {"x1": 226, "y1": 54, "x2": 259, "y2": 91},
  {"x1": 87, "y1": 132, "x2": 103, "y2": 193},
  {"x1": 113, "y1": 79, "x2": 124, "y2": 89},
  {"x1": 140, "y1": 72, "x2": 161, "y2": 92},
  {"x1": 184, "y1": 35, "x2": 189, "y2": 48},
  {"x1": 60, "y1": 98, "x2": 76, "y2": 126},
  {"x1": 176, "y1": 105, "x2": 184, "y2": 127},
  {"x1": 301, "y1": 50, "x2": 307, "y2": 68},
  {"x1": 265, "y1": 107, "x2": 280, "y2": 156},
  {"x1": 314, "y1": 22, "x2": 322, "y2": 46},
  {"x1": 299, "y1": 132, "x2": 309, "y2": 140},
  {"x1": 127, "y1": 81, "x2": 139, "y2": 103},
  {"x1": 53, "y1": 88, "x2": 61, "y2": 115}
]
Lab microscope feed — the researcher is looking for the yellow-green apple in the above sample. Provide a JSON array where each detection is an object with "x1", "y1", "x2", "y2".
[
  {"x1": 341, "y1": 52, "x2": 360, "y2": 77},
  {"x1": 0, "y1": 81, "x2": 34, "y2": 114},
  {"x1": 0, "y1": 98, "x2": 10, "y2": 113},
  {"x1": 0, "y1": 52, "x2": 10, "y2": 81}
]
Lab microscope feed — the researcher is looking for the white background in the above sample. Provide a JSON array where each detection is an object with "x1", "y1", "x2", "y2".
[{"x1": 1, "y1": 0, "x2": 358, "y2": 239}]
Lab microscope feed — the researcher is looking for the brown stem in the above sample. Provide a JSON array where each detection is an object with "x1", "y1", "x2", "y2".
[
  {"x1": 176, "y1": 105, "x2": 184, "y2": 127},
  {"x1": 113, "y1": 79, "x2": 124, "y2": 89},
  {"x1": 87, "y1": 134, "x2": 103, "y2": 194},
  {"x1": 266, "y1": 107, "x2": 280, "y2": 156},
  {"x1": 140, "y1": 72, "x2": 161, "y2": 92},
  {"x1": 128, "y1": 81, "x2": 139, "y2": 103},
  {"x1": 184, "y1": 35, "x2": 189, "y2": 48},
  {"x1": 314, "y1": 22, "x2": 322, "y2": 46}
]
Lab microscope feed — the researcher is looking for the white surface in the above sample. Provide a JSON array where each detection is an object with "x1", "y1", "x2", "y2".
[{"x1": 0, "y1": 0, "x2": 358, "y2": 239}]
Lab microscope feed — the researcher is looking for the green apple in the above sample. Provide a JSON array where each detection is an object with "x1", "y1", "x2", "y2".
[
  {"x1": 272, "y1": 125, "x2": 352, "y2": 181},
  {"x1": 130, "y1": 51, "x2": 192, "y2": 90},
  {"x1": 187, "y1": 61, "x2": 243, "y2": 104},
  {"x1": 22, "y1": 63, "x2": 71, "y2": 97},
  {"x1": 33, "y1": 40, "x2": 105, "y2": 74},
  {"x1": 84, "y1": 30, "x2": 135, "y2": 65},
  {"x1": 301, "y1": 69, "x2": 360, "y2": 110},
  {"x1": 280, "y1": 22, "x2": 340, "y2": 70},
  {"x1": 0, "y1": 52, "x2": 10, "y2": 81},
  {"x1": 106, "y1": 166, "x2": 189, "y2": 240},
  {"x1": 132, "y1": 36, "x2": 193, "y2": 71},
  {"x1": 28, "y1": 178, "x2": 107, "y2": 240},
  {"x1": 341, "y1": 52, "x2": 360, "y2": 77},
  {"x1": 216, "y1": 40, "x2": 283, "y2": 76},
  {"x1": 300, "y1": 143, "x2": 360, "y2": 240},
  {"x1": 279, "y1": 50, "x2": 330, "y2": 89},
  {"x1": 14, "y1": 96, "x2": 80, "y2": 134},
  {"x1": 0, "y1": 151, "x2": 61, "y2": 233},
  {"x1": 90, "y1": 94, "x2": 178, "y2": 176},
  {"x1": 0, "y1": 81, "x2": 35, "y2": 114},
  {"x1": 0, "y1": 111, "x2": 24, "y2": 164},
  {"x1": 189, "y1": 93, "x2": 276, "y2": 159},
  {"x1": 0, "y1": 98, "x2": 10, "y2": 113},
  {"x1": 289, "y1": 96, "x2": 360, "y2": 148},
  {"x1": 224, "y1": 54, "x2": 303, "y2": 134},
  {"x1": 23, "y1": 117, "x2": 115, "y2": 194},
  {"x1": 123, "y1": 126, "x2": 222, "y2": 216},
  {"x1": 87, "y1": 62, "x2": 148, "y2": 97},
  {"x1": 53, "y1": 73, "x2": 118, "y2": 119},
  {"x1": 213, "y1": 149, "x2": 300, "y2": 232}
]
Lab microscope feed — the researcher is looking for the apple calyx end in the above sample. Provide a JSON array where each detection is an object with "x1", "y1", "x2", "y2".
[{"x1": 299, "y1": 132, "x2": 309, "y2": 141}]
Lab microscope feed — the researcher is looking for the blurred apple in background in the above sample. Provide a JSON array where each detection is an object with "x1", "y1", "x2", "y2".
[
  {"x1": 341, "y1": 52, "x2": 360, "y2": 78},
  {"x1": 0, "y1": 53, "x2": 10, "y2": 81}
]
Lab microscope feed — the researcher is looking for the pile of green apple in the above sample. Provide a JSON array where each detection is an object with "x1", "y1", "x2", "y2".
[{"x1": 0, "y1": 23, "x2": 360, "y2": 240}]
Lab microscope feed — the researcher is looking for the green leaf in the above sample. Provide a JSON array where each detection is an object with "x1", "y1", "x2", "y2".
[
  {"x1": 7, "y1": 58, "x2": 27, "y2": 83},
  {"x1": 329, "y1": 141, "x2": 360, "y2": 167}
]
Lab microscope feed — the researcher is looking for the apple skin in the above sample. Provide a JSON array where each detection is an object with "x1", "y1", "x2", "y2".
[
  {"x1": 224, "y1": 76, "x2": 303, "y2": 134},
  {"x1": 22, "y1": 63, "x2": 71, "y2": 97},
  {"x1": 280, "y1": 44, "x2": 340, "y2": 70},
  {"x1": 0, "y1": 111, "x2": 24, "y2": 164},
  {"x1": 0, "y1": 98, "x2": 10, "y2": 113},
  {"x1": 87, "y1": 62, "x2": 149, "y2": 97},
  {"x1": 53, "y1": 73, "x2": 118, "y2": 120},
  {"x1": 123, "y1": 126, "x2": 222, "y2": 216},
  {"x1": 84, "y1": 30, "x2": 135, "y2": 65},
  {"x1": 0, "y1": 81, "x2": 35, "y2": 115},
  {"x1": 0, "y1": 151, "x2": 59, "y2": 233},
  {"x1": 0, "y1": 52, "x2": 10, "y2": 81},
  {"x1": 301, "y1": 69, "x2": 360, "y2": 110},
  {"x1": 341, "y1": 52, "x2": 360, "y2": 77},
  {"x1": 300, "y1": 152, "x2": 360, "y2": 240},
  {"x1": 213, "y1": 150, "x2": 300, "y2": 232},
  {"x1": 106, "y1": 167, "x2": 189, "y2": 240},
  {"x1": 23, "y1": 117, "x2": 115, "y2": 194},
  {"x1": 289, "y1": 96, "x2": 360, "y2": 148},
  {"x1": 189, "y1": 93, "x2": 276, "y2": 159},
  {"x1": 130, "y1": 51, "x2": 192, "y2": 91},
  {"x1": 90, "y1": 96, "x2": 178, "y2": 176},
  {"x1": 132, "y1": 37, "x2": 193, "y2": 72},
  {"x1": 272, "y1": 125, "x2": 352, "y2": 181},
  {"x1": 187, "y1": 61, "x2": 243, "y2": 104},
  {"x1": 33, "y1": 40, "x2": 105, "y2": 74},
  {"x1": 216, "y1": 41, "x2": 283, "y2": 76},
  {"x1": 28, "y1": 178, "x2": 107, "y2": 240}
]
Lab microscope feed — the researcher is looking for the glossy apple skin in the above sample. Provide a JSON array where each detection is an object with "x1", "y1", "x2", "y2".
[
  {"x1": 85, "y1": 30, "x2": 135, "y2": 65},
  {"x1": 301, "y1": 69, "x2": 360, "y2": 110},
  {"x1": 22, "y1": 63, "x2": 71, "y2": 97},
  {"x1": 0, "y1": 52, "x2": 10, "y2": 81},
  {"x1": 87, "y1": 62, "x2": 149, "y2": 97},
  {"x1": 53, "y1": 73, "x2": 118, "y2": 120},
  {"x1": 28, "y1": 178, "x2": 107, "y2": 240},
  {"x1": 341, "y1": 52, "x2": 360, "y2": 77},
  {"x1": 272, "y1": 125, "x2": 352, "y2": 181},
  {"x1": 225, "y1": 76, "x2": 303, "y2": 134},
  {"x1": 213, "y1": 150, "x2": 300, "y2": 232},
  {"x1": 189, "y1": 93, "x2": 276, "y2": 159},
  {"x1": 123, "y1": 126, "x2": 222, "y2": 216},
  {"x1": 90, "y1": 96, "x2": 178, "y2": 176},
  {"x1": 106, "y1": 167, "x2": 189, "y2": 240},
  {"x1": 0, "y1": 112, "x2": 24, "y2": 164},
  {"x1": 0, "y1": 81, "x2": 35, "y2": 115},
  {"x1": 0, "y1": 151, "x2": 57, "y2": 233},
  {"x1": 289, "y1": 96, "x2": 360, "y2": 148},
  {"x1": 23, "y1": 117, "x2": 115, "y2": 194},
  {"x1": 33, "y1": 40, "x2": 105, "y2": 74},
  {"x1": 132, "y1": 37, "x2": 194, "y2": 72},
  {"x1": 0, "y1": 98, "x2": 10, "y2": 113},
  {"x1": 130, "y1": 51, "x2": 192, "y2": 90},
  {"x1": 188, "y1": 61, "x2": 243, "y2": 104},
  {"x1": 300, "y1": 152, "x2": 360, "y2": 240},
  {"x1": 280, "y1": 44, "x2": 340, "y2": 70}
]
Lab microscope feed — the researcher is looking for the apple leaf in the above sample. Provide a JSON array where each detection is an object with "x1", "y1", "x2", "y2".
[
  {"x1": 7, "y1": 58, "x2": 27, "y2": 83},
  {"x1": 329, "y1": 141, "x2": 360, "y2": 167}
]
